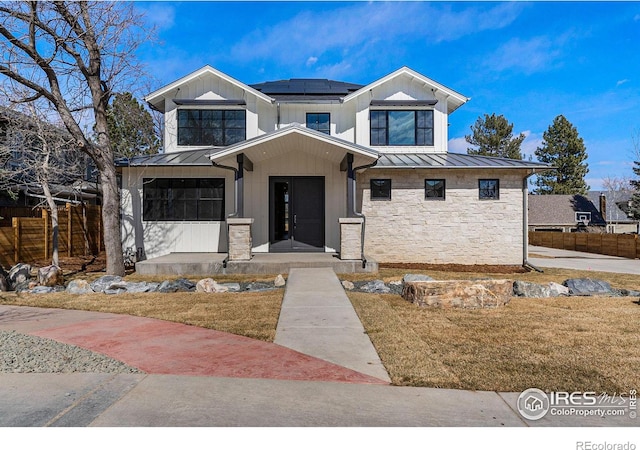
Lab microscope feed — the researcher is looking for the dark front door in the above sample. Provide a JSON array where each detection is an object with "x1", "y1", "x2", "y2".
[{"x1": 269, "y1": 176, "x2": 325, "y2": 252}]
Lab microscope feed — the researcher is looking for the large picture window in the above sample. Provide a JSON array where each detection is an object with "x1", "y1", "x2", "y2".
[
  {"x1": 370, "y1": 110, "x2": 434, "y2": 146},
  {"x1": 177, "y1": 109, "x2": 245, "y2": 146},
  {"x1": 306, "y1": 113, "x2": 330, "y2": 134},
  {"x1": 143, "y1": 178, "x2": 225, "y2": 221}
]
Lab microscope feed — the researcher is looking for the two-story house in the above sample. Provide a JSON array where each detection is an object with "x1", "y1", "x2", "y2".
[{"x1": 118, "y1": 65, "x2": 548, "y2": 266}]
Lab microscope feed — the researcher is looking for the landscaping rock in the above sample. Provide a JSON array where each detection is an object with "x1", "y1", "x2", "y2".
[
  {"x1": 196, "y1": 278, "x2": 228, "y2": 293},
  {"x1": 13, "y1": 280, "x2": 31, "y2": 293},
  {"x1": 37, "y1": 265, "x2": 64, "y2": 287},
  {"x1": 244, "y1": 282, "x2": 276, "y2": 292},
  {"x1": 220, "y1": 282, "x2": 241, "y2": 292},
  {"x1": 31, "y1": 286, "x2": 54, "y2": 294},
  {"x1": 341, "y1": 280, "x2": 355, "y2": 290},
  {"x1": 274, "y1": 274, "x2": 286, "y2": 287},
  {"x1": 158, "y1": 278, "x2": 196, "y2": 293},
  {"x1": 617, "y1": 288, "x2": 640, "y2": 297},
  {"x1": 66, "y1": 279, "x2": 94, "y2": 294},
  {"x1": 90, "y1": 275, "x2": 123, "y2": 293},
  {"x1": 402, "y1": 274, "x2": 435, "y2": 283},
  {"x1": 122, "y1": 281, "x2": 158, "y2": 293},
  {"x1": 548, "y1": 282, "x2": 570, "y2": 297},
  {"x1": 0, "y1": 274, "x2": 8, "y2": 292},
  {"x1": 403, "y1": 279, "x2": 513, "y2": 309},
  {"x1": 8, "y1": 263, "x2": 31, "y2": 288},
  {"x1": 563, "y1": 278, "x2": 613, "y2": 296},
  {"x1": 513, "y1": 280, "x2": 551, "y2": 298},
  {"x1": 360, "y1": 279, "x2": 391, "y2": 294}
]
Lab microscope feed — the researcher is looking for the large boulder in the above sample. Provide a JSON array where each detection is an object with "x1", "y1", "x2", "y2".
[
  {"x1": 0, "y1": 274, "x2": 8, "y2": 292},
  {"x1": 90, "y1": 275, "x2": 124, "y2": 293},
  {"x1": 123, "y1": 281, "x2": 158, "y2": 293},
  {"x1": 274, "y1": 274, "x2": 286, "y2": 287},
  {"x1": 403, "y1": 279, "x2": 513, "y2": 308},
  {"x1": 158, "y1": 278, "x2": 196, "y2": 293},
  {"x1": 37, "y1": 265, "x2": 64, "y2": 287},
  {"x1": 513, "y1": 280, "x2": 551, "y2": 298},
  {"x1": 8, "y1": 263, "x2": 31, "y2": 289},
  {"x1": 196, "y1": 278, "x2": 228, "y2": 293},
  {"x1": 359, "y1": 279, "x2": 391, "y2": 294},
  {"x1": 66, "y1": 279, "x2": 95, "y2": 294},
  {"x1": 563, "y1": 278, "x2": 613, "y2": 296},
  {"x1": 402, "y1": 274, "x2": 435, "y2": 283}
]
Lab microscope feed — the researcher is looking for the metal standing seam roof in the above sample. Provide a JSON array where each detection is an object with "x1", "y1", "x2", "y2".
[
  {"x1": 115, "y1": 148, "x2": 215, "y2": 167},
  {"x1": 374, "y1": 152, "x2": 552, "y2": 170}
]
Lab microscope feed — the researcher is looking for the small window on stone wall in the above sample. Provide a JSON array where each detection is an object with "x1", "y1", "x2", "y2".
[
  {"x1": 479, "y1": 179, "x2": 499, "y2": 200},
  {"x1": 370, "y1": 179, "x2": 391, "y2": 200},
  {"x1": 425, "y1": 179, "x2": 445, "y2": 200}
]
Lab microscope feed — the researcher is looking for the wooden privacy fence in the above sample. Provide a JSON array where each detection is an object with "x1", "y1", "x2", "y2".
[
  {"x1": 0, "y1": 204, "x2": 102, "y2": 268},
  {"x1": 529, "y1": 231, "x2": 640, "y2": 259}
]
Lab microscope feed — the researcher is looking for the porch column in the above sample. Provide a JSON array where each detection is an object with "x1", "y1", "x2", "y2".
[
  {"x1": 236, "y1": 154, "x2": 244, "y2": 217},
  {"x1": 341, "y1": 153, "x2": 356, "y2": 217},
  {"x1": 339, "y1": 217, "x2": 364, "y2": 260}
]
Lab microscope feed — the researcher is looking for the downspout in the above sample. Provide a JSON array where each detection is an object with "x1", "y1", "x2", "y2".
[
  {"x1": 351, "y1": 158, "x2": 379, "y2": 268},
  {"x1": 523, "y1": 170, "x2": 543, "y2": 272},
  {"x1": 211, "y1": 161, "x2": 238, "y2": 268}
]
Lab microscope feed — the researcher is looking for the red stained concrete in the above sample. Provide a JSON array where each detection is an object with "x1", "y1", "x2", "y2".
[{"x1": 26, "y1": 311, "x2": 388, "y2": 384}]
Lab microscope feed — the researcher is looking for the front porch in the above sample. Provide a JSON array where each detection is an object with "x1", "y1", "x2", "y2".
[{"x1": 135, "y1": 252, "x2": 378, "y2": 276}]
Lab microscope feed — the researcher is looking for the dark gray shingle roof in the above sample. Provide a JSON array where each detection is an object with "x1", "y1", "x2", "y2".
[{"x1": 528, "y1": 194, "x2": 606, "y2": 226}]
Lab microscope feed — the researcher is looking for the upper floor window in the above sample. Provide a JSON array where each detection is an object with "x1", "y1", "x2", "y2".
[
  {"x1": 306, "y1": 113, "x2": 330, "y2": 135},
  {"x1": 177, "y1": 109, "x2": 245, "y2": 146},
  {"x1": 370, "y1": 110, "x2": 434, "y2": 146}
]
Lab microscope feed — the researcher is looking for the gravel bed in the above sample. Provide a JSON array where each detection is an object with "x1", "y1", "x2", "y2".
[{"x1": 0, "y1": 330, "x2": 143, "y2": 374}]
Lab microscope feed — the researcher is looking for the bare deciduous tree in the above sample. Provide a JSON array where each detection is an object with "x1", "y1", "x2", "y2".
[
  {"x1": 601, "y1": 175, "x2": 632, "y2": 222},
  {"x1": 0, "y1": 1, "x2": 152, "y2": 275},
  {"x1": 0, "y1": 99, "x2": 86, "y2": 266}
]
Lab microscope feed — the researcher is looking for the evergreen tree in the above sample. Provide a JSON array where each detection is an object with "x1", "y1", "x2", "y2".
[
  {"x1": 465, "y1": 113, "x2": 525, "y2": 160},
  {"x1": 105, "y1": 92, "x2": 161, "y2": 159},
  {"x1": 534, "y1": 115, "x2": 589, "y2": 195}
]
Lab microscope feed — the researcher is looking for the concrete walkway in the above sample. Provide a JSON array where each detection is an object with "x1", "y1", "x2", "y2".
[
  {"x1": 275, "y1": 267, "x2": 391, "y2": 382},
  {"x1": 529, "y1": 245, "x2": 640, "y2": 274}
]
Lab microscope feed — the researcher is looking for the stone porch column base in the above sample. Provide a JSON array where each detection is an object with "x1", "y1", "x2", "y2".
[
  {"x1": 339, "y1": 217, "x2": 364, "y2": 261},
  {"x1": 227, "y1": 218, "x2": 254, "y2": 261}
]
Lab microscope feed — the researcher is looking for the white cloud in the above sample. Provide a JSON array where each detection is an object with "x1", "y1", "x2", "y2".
[
  {"x1": 306, "y1": 57, "x2": 318, "y2": 67},
  {"x1": 521, "y1": 131, "x2": 543, "y2": 160},
  {"x1": 487, "y1": 36, "x2": 565, "y2": 75},
  {"x1": 230, "y1": 2, "x2": 525, "y2": 73},
  {"x1": 616, "y1": 79, "x2": 630, "y2": 87},
  {"x1": 448, "y1": 137, "x2": 468, "y2": 153},
  {"x1": 138, "y1": 4, "x2": 176, "y2": 31}
]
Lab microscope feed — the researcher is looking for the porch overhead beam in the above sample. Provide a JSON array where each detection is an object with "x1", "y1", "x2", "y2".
[
  {"x1": 236, "y1": 154, "x2": 245, "y2": 217},
  {"x1": 340, "y1": 153, "x2": 350, "y2": 172},
  {"x1": 237, "y1": 153, "x2": 254, "y2": 172}
]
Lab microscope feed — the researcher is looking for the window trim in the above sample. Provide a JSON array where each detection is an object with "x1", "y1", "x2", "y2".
[
  {"x1": 306, "y1": 112, "x2": 331, "y2": 135},
  {"x1": 425, "y1": 179, "x2": 446, "y2": 201},
  {"x1": 177, "y1": 109, "x2": 246, "y2": 147},
  {"x1": 370, "y1": 178, "x2": 392, "y2": 201},
  {"x1": 370, "y1": 109, "x2": 434, "y2": 146},
  {"x1": 478, "y1": 179, "x2": 500, "y2": 200},
  {"x1": 143, "y1": 177, "x2": 226, "y2": 222}
]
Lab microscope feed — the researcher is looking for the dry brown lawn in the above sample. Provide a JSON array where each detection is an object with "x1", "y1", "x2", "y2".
[
  {"x1": 347, "y1": 267, "x2": 640, "y2": 393},
  {"x1": 1, "y1": 266, "x2": 639, "y2": 392}
]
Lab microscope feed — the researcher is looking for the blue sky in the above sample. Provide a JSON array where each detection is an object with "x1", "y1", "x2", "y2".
[{"x1": 135, "y1": 1, "x2": 640, "y2": 190}]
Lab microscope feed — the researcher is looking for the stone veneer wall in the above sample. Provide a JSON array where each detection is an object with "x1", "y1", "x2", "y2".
[{"x1": 358, "y1": 169, "x2": 527, "y2": 265}]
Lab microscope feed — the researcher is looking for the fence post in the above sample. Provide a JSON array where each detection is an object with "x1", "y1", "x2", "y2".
[
  {"x1": 42, "y1": 209, "x2": 49, "y2": 261},
  {"x1": 66, "y1": 203, "x2": 72, "y2": 257},
  {"x1": 12, "y1": 217, "x2": 20, "y2": 263}
]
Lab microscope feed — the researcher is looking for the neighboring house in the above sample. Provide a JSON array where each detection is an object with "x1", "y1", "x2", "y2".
[
  {"x1": 0, "y1": 107, "x2": 99, "y2": 207},
  {"x1": 118, "y1": 65, "x2": 548, "y2": 265},
  {"x1": 528, "y1": 194, "x2": 606, "y2": 232},
  {"x1": 587, "y1": 191, "x2": 636, "y2": 234}
]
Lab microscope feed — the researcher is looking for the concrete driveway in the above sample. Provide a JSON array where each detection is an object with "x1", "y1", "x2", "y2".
[{"x1": 528, "y1": 245, "x2": 640, "y2": 275}]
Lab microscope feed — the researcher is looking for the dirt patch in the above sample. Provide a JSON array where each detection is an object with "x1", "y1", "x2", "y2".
[
  {"x1": 31, "y1": 252, "x2": 108, "y2": 276},
  {"x1": 379, "y1": 263, "x2": 529, "y2": 274}
]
